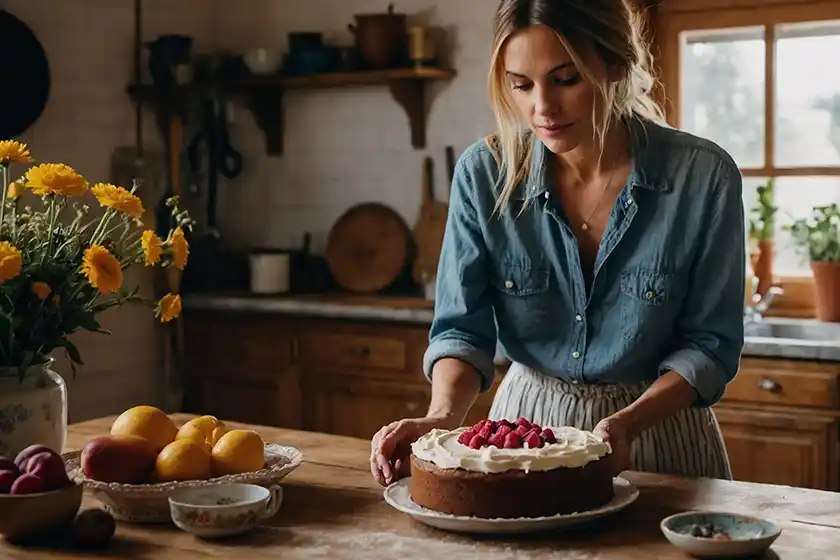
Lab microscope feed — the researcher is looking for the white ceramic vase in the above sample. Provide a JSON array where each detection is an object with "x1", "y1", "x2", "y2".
[{"x1": 0, "y1": 358, "x2": 67, "y2": 459}]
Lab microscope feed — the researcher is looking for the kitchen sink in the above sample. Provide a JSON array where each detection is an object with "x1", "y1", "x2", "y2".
[{"x1": 744, "y1": 317, "x2": 840, "y2": 342}]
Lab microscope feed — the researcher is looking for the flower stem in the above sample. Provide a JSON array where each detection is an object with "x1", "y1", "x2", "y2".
[{"x1": 0, "y1": 164, "x2": 7, "y2": 239}]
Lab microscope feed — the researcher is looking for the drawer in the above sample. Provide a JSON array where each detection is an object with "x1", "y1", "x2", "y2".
[
  {"x1": 724, "y1": 358, "x2": 840, "y2": 409},
  {"x1": 296, "y1": 331, "x2": 407, "y2": 371}
]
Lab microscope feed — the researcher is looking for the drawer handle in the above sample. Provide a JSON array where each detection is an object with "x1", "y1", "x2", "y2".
[
  {"x1": 349, "y1": 346, "x2": 371, "y2": 357},
  {"x1": 758, "y1": 378, "x2": 781, "y2": 392}
]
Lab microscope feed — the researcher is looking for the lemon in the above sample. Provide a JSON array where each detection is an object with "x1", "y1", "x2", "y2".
[
  {"x1": 176, "y1": 415, "x2": 228, "y2": 452},
  {"x1": 110, "y1": 405, "x2": 178, "y2": 453},
  {"x1": 211, "y1": 429, "x2": 265, "y2": 476},
  {"x1": 155, "y1": 439, "x2": 212, "y2": 481}
]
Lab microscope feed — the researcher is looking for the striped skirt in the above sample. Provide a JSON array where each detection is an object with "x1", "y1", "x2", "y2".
[{"x1": 488, "y1": 362, "x2": 733, "y2": 480}]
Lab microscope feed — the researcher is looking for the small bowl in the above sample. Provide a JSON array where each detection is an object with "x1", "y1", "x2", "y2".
[
  {"x1": 0, "y1": 483, "x2": 84, "y2": 542},
  {"x1": 169, "y1": 483, "x2": 283, "y2": 539},
  {"x1": 660, "y1": 511, "x2": 782, "y2": 558}
]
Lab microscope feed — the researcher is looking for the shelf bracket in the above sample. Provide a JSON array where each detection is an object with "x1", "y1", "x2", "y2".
[
  {"x1": 245, "y1": 87, "x2": 285, "y2": 156},
  {"x1": 387, "y1": 79, "x2": 428, "y2": 150}
]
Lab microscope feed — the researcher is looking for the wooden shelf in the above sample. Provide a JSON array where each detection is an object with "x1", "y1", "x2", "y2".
[{"x1": 128, "y1": 67, "x2": 457, "y2": 156}]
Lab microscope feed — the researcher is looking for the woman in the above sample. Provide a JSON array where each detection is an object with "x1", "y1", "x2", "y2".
[{"x1": 371, "y1": 0, "x2": 745, "y2": 487}]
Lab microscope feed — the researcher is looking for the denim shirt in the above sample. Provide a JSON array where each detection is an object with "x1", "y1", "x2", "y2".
[{"x1": 422, "y1": 116, "x2": 746, "y2": 407}]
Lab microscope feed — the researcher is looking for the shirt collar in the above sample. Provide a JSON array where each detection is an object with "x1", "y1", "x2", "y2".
[{"x1": 511, "y1": 116, "x2": 669, "y2": 201}]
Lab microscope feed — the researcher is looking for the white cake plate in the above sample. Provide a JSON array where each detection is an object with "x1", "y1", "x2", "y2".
[{"x1": 383, "y1": 476, "x2": 639, "y2": 535}]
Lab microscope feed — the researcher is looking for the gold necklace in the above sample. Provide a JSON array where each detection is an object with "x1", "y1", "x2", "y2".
[{"x1": 579, "y1": 164, "x2": 618, "y2": 232}]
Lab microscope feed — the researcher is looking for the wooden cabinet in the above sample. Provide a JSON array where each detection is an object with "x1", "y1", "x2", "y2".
[
  {"x1": 714, "y1": 357, "x2": 840, "y2": 491},
  {"x1": 184, "y1": 308, "x2": 840, "y2": 491}
]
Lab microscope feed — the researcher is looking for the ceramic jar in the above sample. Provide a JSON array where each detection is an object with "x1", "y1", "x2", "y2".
[{"x1": 0, "y1": 358, "x2": 67, "y2": 458}]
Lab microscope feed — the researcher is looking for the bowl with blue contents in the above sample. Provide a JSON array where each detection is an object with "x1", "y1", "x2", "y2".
[{"x1": 660, "y1": 510, "x2": 782, "y2": 558}]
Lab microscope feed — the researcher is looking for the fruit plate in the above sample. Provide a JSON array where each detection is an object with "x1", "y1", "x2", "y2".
[
  {"x1": 383, "y1": 476, "x2": 639, "y2": 535},
  {"x1": 62, "y1": 443, "x2": 302, "y2": 523}
]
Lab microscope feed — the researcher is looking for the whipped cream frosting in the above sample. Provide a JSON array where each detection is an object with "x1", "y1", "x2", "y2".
[{"x1": 411, "y1": 426, "x2": 611, "y2": 474}]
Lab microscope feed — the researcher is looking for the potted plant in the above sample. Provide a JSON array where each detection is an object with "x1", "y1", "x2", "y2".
[
  {"x1": 787, "y1": 203, "x2": 840, "y2": 322},
  {"x1": 748, "y1": 178, "x2": 777, "y2": 296},
  {"x1": 0, "y1": 140, "x2": 192, "y2": 458}
]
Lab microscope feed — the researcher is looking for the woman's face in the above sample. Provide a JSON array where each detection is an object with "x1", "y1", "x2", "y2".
[{"x1": 502, "y1": 25, "x2": 602, "y2": 155}]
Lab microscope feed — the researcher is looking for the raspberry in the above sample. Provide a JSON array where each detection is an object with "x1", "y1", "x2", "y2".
[
  {"x1": 523, "y1": 430, "x2": 542, "y2": 449},
  {"x1": 457, "y1": 429, "x2": 476, "y2": 445},
  {"x1": 495, "y1": 424, "x2": 513, "y2": 438},
  {"x1": 497, "y1": 419, "x2": 514, "y2": 429},
  {"x1": 478, "y1": 425, "x2": 493, "y2": 440},
  {"x1": 529, "y1": 423, "x2": 542, "y2": 433},
  {"x1": 503, "y1": 431, "x2": 522, "y2": 449},
  {"x1": 515, "y1": 424, "x2": 529, "y2": 437},
  {"x1": 541, "y1": 428, "x2": 556, "y2": 444},
  {"x1": 515, "y1": 416, "x2": 531, "y2": 429},
  {"x1": 488, "y1": 433, "x2": 506, "y2": 448},
  {"x1": 469, "y1": 435, "x2": 488, "y2": 449}
]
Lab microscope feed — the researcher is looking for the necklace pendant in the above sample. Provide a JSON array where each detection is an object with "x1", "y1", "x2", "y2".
[{"x1": 581, "y1": 222, "x2": 589, "y2": 231}]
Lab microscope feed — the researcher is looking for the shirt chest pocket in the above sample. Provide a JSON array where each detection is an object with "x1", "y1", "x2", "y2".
[
  {"x1": 619, "y1": 268, "x2": 684, "y2": 344},
  {"x1": 491, "y1": 260, "x2": 551, "y2": 340}
]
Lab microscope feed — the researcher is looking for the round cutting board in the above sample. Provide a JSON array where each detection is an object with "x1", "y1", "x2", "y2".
[{"x1": 325, "y1": 203, "x2": 413, "y2": 292}]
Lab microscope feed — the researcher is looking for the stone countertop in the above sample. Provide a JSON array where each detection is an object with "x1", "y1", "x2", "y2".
[
  {"x1": 182, "y1": 292, "x2": 435, "y2": 324},
  {"x1": 182, "y1": 293, "x2": 840, "y2": 361}
]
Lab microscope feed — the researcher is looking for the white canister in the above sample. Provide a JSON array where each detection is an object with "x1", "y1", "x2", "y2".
[{"x1": 249, "y1": 252, "x2": 290, "y2": 295}]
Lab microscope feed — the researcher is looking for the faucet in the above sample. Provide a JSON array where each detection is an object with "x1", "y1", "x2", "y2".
[{"x1": 744, "y1": 275, "x2": 784, "y2": 323}]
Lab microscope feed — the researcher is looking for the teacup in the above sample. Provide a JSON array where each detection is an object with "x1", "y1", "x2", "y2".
[{"x1": 168, "y1": 483, "x2": 283, "y2": 538}]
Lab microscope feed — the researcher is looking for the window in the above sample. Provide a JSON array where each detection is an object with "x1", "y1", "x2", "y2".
[{"x1": 658, "y1": 3, "x2": 840, "y2": 315}]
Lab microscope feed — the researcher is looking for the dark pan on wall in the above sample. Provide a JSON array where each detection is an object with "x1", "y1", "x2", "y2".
[{"x1": 0, "y1": 9, "x2": 50, "y2": 140}]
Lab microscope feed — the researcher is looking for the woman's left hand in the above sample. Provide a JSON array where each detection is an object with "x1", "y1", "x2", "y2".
[{"x1": 593, "y1": 415, "x2": 634, "y2": 476}]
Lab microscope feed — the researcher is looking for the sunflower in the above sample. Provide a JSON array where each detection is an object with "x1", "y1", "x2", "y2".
[
  {"x1": 156, "y1": 293, "x2": 182, "y2": 323},
  {"x1": 81, "y1": 244, "x2": 122, "y2": 294},
  {"x1": 91, "y1": 183, "x2": 144, "y2": 218},
  {"x1": 0, "y1": 241, "x2": 22, "y2": 284},
  {"x1": 141, "y1": 230, "x2": 163, "y2": 266},
  {"x1": 25, "y1": 163, "x2": 88, "y2": 197},
  {"x1": 0, "y1": 140, "x2": 33, "y2": 165}
]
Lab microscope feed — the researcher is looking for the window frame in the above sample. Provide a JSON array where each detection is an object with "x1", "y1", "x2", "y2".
[{"x1": 655, "y1": 0, "x2": 840, "y2": 318}]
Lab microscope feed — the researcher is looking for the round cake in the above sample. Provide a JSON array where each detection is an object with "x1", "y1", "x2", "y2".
[{"x1": 409, "y1": 417, "x2": 615, "y2": 519}]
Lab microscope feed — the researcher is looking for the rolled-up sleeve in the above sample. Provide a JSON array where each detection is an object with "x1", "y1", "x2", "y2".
[
  {"x1": 658, "y1": 162, "x2": 746, "y2": 407},
  {"x1": 422, "y1": 156, "x2": 497, "y2": 392}
]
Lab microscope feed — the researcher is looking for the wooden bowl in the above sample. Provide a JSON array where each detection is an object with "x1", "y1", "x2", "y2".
[{"x1": 0, "y1": 483, "x2": 83, "y2": 542}]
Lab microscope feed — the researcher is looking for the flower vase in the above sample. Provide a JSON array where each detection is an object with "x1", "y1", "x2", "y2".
[
  {"x1": 0, "y1": 359, "x2": 67, "y2": 459},
  {"x1": 811, "y1": 261, "x2": 840, "y2": 322}
]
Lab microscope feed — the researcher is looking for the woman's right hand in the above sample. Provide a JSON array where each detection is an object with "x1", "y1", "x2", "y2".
[{"x1": 370, "y1": 416, "x2": 457, "y2": 487}]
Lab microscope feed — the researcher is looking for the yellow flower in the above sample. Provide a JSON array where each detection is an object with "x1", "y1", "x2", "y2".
[
  {"x1": 81, "y1": 244, "x2": 122, "y2": 295},
  {"x1": 25, "y1": 163, "x2": 88, "y2": 197},
  {"x1": 0, "y1": 141, "x2": 33, "y2": 165},
  {"x1": 141, "y1": 230, "x2": 163, "y2": 266},
  {"x1": 170, "y1": 227, "x2": 189, "y2": 270},
  {"x1": 0, "y1": 242, "x2": 22, "y2": 284},
  {"x1": 7, "y1": 179, "x2": 24, "y2": 200},
  {"x1": 156, "y1": 293, "x2": 182, "y2": 323},
  {"x1": 32, "y1": 281, "x2": 51, "y2": 300},
  {"x1": 91, "y1": 183, "x2": 144, "y2": 218}
]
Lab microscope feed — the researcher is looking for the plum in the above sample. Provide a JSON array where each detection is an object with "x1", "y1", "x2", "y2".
[
  {"x1": 0, "y1": 456, "x2": 18, "y2": 473},
  {"x1": 0, "y1": 469, "x2": 19, "y2": 493},
  {"x1": 25, "y1": 451, "x2": 70, "y2": 490},
  {"x1": 14, "y1": 444, "x2": 57, "y2": 471},
  {"x1": 72, "y1": 509, "x2": 116, "y2": 550},
  {"x1": 10, "y1": 473, "x2": 45, "y2": 494}
]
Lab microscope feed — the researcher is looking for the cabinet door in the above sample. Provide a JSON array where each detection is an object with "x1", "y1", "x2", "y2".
[
  {"x1": 301, "y1": 371, "x2": 429, "y2": 440},
  {"x1": 202, "y1": 380, "x2": 284, "y2": 428},
  {"x1": 715, "y1": 406, "x2": 839, "y2": 491}
]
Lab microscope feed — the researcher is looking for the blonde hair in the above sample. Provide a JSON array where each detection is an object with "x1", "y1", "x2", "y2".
[{"x1": 488, "y1": 0, "x2": 667, "y2": 214}]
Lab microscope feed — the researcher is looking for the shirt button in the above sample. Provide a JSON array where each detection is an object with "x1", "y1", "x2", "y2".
[
  {"x1": 574, "y1": 314, "x2": 583, "y2": 322},
  {"x1": 505, "y1": 280, "x2": 514, "y2": 289},
  {"x1": 645, "y1": 290, "x2": 656, "y2": 300},
  {"x1": 572, "y1": 351, "x2": 581, "y2": 359},
  {"x1": 544, "y1": 191, "x2": 549, "y2": 199}
]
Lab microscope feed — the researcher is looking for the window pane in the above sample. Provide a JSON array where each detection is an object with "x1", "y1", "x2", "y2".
[
  {"x1": 680, "y1": 27, "x2": 765, "y2": 168},
  {"x1": 773, "y1": 176, "x2": 840, "y2": 275},
  {"x1": 775, "y1": 21, "x2": 840, "y2": 168}
]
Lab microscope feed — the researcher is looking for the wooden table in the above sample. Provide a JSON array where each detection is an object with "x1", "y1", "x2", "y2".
[{"x1": 3, "y1": 414, "x2": 838, "y2": 558}]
